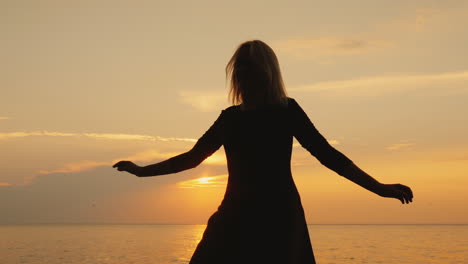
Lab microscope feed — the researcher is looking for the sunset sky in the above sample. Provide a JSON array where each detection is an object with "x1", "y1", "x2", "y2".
[{"x1": 1, "y1": 0, "x2": 467, "y2": 224}]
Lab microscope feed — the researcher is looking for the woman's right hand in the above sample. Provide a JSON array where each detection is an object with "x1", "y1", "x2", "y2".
[
  {"x1": 112, "y1": 160, "x2": 142, "y2": 176},
  {"x1": 379, "y1": 183, "x2": 413, "y2": 204}
]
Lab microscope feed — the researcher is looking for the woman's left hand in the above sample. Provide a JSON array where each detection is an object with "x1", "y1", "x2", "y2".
[
  {"x1": 113, "y1": 161, "x2": 142, "y2": 176},
  {"x1": 378, "y1": 183, "x2": 413, "y2": 204}
]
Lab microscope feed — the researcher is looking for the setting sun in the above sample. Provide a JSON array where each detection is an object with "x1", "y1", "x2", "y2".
[{"x1": 177, "y1": 175, "x2": 228, "y2": 189}]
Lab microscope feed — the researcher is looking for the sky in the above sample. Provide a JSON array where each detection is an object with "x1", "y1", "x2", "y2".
[{"x1": 1, "y1": 0, "x2": 467, "y2": 224}]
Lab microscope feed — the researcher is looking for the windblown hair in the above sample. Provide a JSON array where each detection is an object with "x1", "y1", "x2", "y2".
[{"x1": 226, "y1": 40, "x2": 287, "y2": 108}]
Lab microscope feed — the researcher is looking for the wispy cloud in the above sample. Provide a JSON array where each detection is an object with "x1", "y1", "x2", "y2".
[
  {"x1": 274, "y1": 6, "x2": 468, "y2": 62},
  {"x1": 0, "y1": 182, "x2": 11, "y2": 186},
  {"x1": 37, "y1": 161, "x2": 110, "y2": 176},
  {"x1": 114, "y1": 150, "x2": 179, "y2": 164},
  {"x1": 23, "y1": 150, "x2": 180, "y2": 184},
  {"x1": 290, "y1": 70, "x2": 468, "y2": 96},
  {"x1": 20, "y1": 149, "x2": 218, "y2": 185},
  {"x1": 179, "y1": 70, "x2": 468, "y2": 111},
  {"x1": 274, "y1": 37, "x2": 394, "y2": 58},
  {"x1": 0, "y1": 131, "x2": 196, "y2": 142},
  {"x1": 22, "y1": 160, "x2": 113, "y2": 185},
  {"x1": 0, "y1": 116, "x2": 9, "y2": 120},
  {"x1": 178, "y1": 90, "x2": 228, "y2": 112},
  {"x1": 386, "y1": 143, "x2": 415, "y2": 151},
  {"x1": 177, "y1": 175, "x2": 228, "y2": 189},
  {"x1": 81, "y1": 133, "x2": 196, "y2": 142}
]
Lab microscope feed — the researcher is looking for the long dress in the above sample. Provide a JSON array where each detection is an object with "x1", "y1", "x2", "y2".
[{"x1": 154, "y1": 98, "x2": 352, "y2": 263}]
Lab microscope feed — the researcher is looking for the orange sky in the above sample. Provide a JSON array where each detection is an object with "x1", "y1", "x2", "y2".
[{"x1": 1, "y1": 0, "x2": 468, "y2": 224}]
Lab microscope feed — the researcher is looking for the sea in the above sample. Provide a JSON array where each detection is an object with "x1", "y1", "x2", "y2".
[{"x1": 1, "y1": 224, "x2": 466, "y2": 264}]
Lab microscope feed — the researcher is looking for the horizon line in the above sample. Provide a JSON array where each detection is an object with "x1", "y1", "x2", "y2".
[{"x1": 1, "y1": 222, "x2": 466, "y2": 226}]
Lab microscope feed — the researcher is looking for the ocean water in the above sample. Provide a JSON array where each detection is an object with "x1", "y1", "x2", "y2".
[{"x1": 1, "y1": 224, "x2": 466, "y2": 264}]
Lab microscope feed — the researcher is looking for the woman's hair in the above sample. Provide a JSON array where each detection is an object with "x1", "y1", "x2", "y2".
[{"x1": 226, "y1": 40, "x2": 287, "y2": 108}]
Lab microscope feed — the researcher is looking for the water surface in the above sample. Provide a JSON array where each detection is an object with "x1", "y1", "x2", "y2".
[{"x1": 1, "y1": 224, "x2": 466, "y2": 264}]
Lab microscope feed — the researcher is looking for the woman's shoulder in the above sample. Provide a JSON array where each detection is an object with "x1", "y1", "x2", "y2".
[
  {"x1": 223, "y1": 105, "x2": 240, "y2": 113},
  {"x1": 286, "y1": 97, "x2": 298, "y2": 105},
  {"x1": 221, "y1": 97, "x2": 299, "y2": 113},
  {"x1": 285, "y1": 97, "x2": 301, "y2": 112}
]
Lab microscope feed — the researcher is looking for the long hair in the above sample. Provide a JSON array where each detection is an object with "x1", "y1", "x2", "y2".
[{"x1": 226, "y1": 40, "x2": 287, "y2": 108}]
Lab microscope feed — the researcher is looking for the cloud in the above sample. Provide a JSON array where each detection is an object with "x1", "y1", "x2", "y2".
[
  {"x1": 20, "y1": 150, "x2": 180, "y2": 185},
  {"x1": 0, "y1": 182, "x2": 11, "y2": 186},
  {"x1": 36, "y1": 161, "x2": 110, "y2": 176},
  {"x1": 177, "y1": 174, "x2": 228, "y2": 189},
  {"x1": 0, "y1": 131, "x2": 196, "y2": 142},
  {"x1": 0, "y1": 116, "x2": 9, "y2": 120},
  {"x1": 21, "y1": 160, "x2": 112, "y2": 185},
  {"x1": 115, "y1": 150, "x2": 179, "y2": 164},
  {"x1": 290, "y1": 70, "x2": 468, "y2": 96},
  {"x1": 178, "y1": 69, "x2": 468, "y2": 110},
  {"x1": 82, "y1": 133, "x2": 196, "y2": 142},
  {"x1": 178, "y1": 90, "x2": 228, "y2": 112},
  {"x1": 274, "y1": 37, "x2": 394, "y2": 58},
  {"x1": 0, "y1": 131, "x2": 75, "y2": 140},
  {"x1": 274, "y1": 6, "x2": 468, "y2": 62},
  {"x1": 18, "y1": 148, "x2": 225, "y2": 186},
  {"x1": 0, "y1": 131, "x2": 197, "y2": 185},
  {"x1": 386, "y1": 143, "x2": 415, "y2": 151}
]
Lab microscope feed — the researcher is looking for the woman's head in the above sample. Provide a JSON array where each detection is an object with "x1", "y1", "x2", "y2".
[{"x1": 226, "y1": 40, "x2": 287, "y2": 108}]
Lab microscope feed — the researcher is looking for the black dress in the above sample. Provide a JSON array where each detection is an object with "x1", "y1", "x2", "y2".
[{"x1": 157, "y1": 98, "x2": 352, "y2": 264}]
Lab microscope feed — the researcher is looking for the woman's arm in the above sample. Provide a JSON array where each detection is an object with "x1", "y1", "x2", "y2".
[
  {"x1": 113, "y1": 147, "x2": 212, "y2": 177},
  {"x1": 290, "y1": 98, "x2": 353, "y2": 175},
  {"x1": 290, "y1": 98, "x2": 413, "y2": 204},
  {"x1": 340, "y1": 162, "x2": 413, "y2": 204},
  {"x1": 113, "y1": 110, "x2": 226, "y2": 177}
]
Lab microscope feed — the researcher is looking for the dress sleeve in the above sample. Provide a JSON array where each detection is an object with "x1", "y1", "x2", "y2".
[
  {"x1": 190, "y1": 109, "x2": 226, "y2": 159},
  {"x1": 290, "y1": 98, "x2": 352, "y2": 175},
  {"x1": 139, "y1": 110, "x2": 226, "y2": 176}
]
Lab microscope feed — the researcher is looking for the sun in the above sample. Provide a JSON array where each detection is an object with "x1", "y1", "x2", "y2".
[
  {"x1": 196, "y1": 177, "x2": 212, "y2": 185},
  {"x1": 177, "y1": 175, "x2": 228, "y2": 189}
]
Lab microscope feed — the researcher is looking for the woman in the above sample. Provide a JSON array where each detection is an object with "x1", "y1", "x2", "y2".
[{"x1": 113, "y1": 40, "x2": 413, "y2": 264}]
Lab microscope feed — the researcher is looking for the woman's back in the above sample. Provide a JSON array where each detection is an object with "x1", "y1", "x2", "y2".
[
  {"x1": 223, "y1": 102, "x2": 294, "y2": 187},
  {"x1": 202, "y1": 98, "x2": 351, "y2": 196}
]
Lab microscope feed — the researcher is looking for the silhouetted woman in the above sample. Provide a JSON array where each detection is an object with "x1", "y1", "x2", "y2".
[{"x1": 113, "y1": 40, "x2": 413, "y2": 264}]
